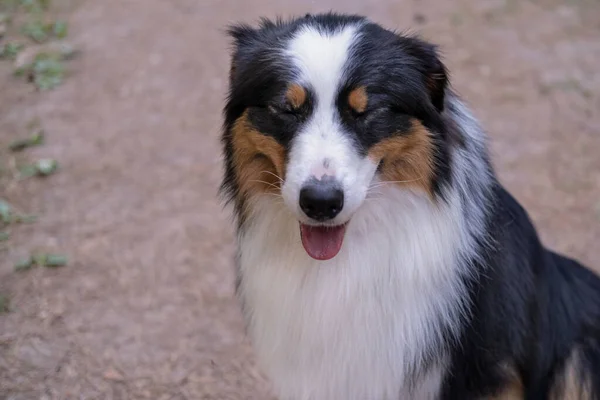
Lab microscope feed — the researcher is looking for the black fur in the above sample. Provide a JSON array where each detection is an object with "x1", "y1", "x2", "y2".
[
  {"x1": 221, "y1": 12, "x2": 600, "y2": 399},
  {"x1": 221, "y1": 13, "x2": 453, "y2": 208},
  {"x1": 442, "y1": 185, "x2": 600, "y2": 398}
]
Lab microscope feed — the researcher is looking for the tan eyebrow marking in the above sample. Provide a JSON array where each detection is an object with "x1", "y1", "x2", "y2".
[
  {"x1": 348, "y1": 86, "x2": 368, "y2": 113},
  {"x1": 285, "y1": 83, "x2": 307, "y2": 109}
]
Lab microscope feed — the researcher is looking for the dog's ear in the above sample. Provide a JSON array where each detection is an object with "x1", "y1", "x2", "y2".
[
  {"x1": 226, "y1": 24, "x2": 259, "y2": 84},
  {"x1": 227, "y1": 24, "x2": 259, "y2": 47},
  {"x1": 404, "y1": 37, "x2": 448, "y2": 112}
]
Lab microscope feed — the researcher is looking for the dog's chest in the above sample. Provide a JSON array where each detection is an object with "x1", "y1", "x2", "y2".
[
  {"x1": 241, "y1": 265, "x2": 447, "y2": 400},
  {"x1": 237, "y1": 195, "x2": 467, "y2": 400}
]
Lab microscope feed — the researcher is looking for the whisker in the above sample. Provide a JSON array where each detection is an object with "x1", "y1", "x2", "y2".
[
  {"x1": 366, "y1": 188, "x2": 384, "y2": 196},
  {"x1": 366, "y1": 193, "x2": 384, "y2": 199},
  {"x1": 262, "y1": 193, "x2": 284, "y2": 200},
  {"x1": 368, "y1": 176, "x2": 424, "y2": 189},
  {"x1": 260, "y1": 170, "x2": 284, "y2": 183},
  {"x1": 249, "y1": 179, "x2": 281, "y2": 189},
  {"x1": 364, "y1": 197, "x2": 386, "y2": 206}
]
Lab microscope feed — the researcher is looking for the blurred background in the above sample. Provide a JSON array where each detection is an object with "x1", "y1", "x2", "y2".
[{"x1": 0, "y1": 0, "x2": 598, "y2": 398}]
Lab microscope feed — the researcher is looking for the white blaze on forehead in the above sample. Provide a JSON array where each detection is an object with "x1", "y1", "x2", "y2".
[
  {"x1": 286, "y1": 25, "x2": 358, "y2": 104},
  {"x1": 282, "y1": 24, "x2": 376, "y2": 225}
]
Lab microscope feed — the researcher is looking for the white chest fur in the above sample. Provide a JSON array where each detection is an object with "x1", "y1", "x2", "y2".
[{"x1": 237, "y1": 188, "x2": 472, "y2": 400}]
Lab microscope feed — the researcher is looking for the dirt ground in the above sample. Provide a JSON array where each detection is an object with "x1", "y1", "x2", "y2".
[{"x1": 0, "y1": 0, "x2": 599, "y2": 398}]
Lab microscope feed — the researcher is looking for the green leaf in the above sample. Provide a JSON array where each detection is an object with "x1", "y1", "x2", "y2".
[
  {"x1": 31, "y1": 130, "x2": 44, "y2": 144},
  {"x1": 20, "y1": 0, "x2": 49, "y2": 13},
  {"x1": 35, "y1": 73, "x2": 62, "y2": 90},
  {"x1": 9, "y1": 138, "x2": 33, "y2": 151},
  {"x1": 0, "y1": 42, "x2": 24, "y2": 59},
  {"x1": 44, "y1": 254, "x2": 67, "y2": 267},
  {"x1": 18, "y1": 164, "x2": 38, "y2": 178},
  {"x1": 22, "y1": 20, "x2": 48, "y2": 42},
  {"x1": 35, "y1": 158, "x2": 58, "y2": 175},
  {"x1": 0, "y1": 231, "x2": 9, "y2": 241},
  {"x1": 0, "y1": 199, "x2": 12, "y2": 223},
  {"x1": 8, "y1": 128, "x2": 44, "y2": 151},
  {"x1": 32, "y1": 253, "x2": 46, "y2": 265},
  {"x1": 14, "y1": 63, "x2": 32, "y2": 77},
  {"x1": 14, "y1": 256, "x2": 33, "y2": 271},
  {"x1": 52, "y1": 21, "x2": 67, "y2": 38},
  {"x1": 32, "y1": 55, "x2": 64, "y2": 90},
  {"x1": 13, "y1": 214, "x2": 37, "y2": 223}
]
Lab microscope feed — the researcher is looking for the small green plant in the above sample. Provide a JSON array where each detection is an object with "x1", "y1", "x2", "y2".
[
  {"x1": 20, "y1": 0, "x2": 49, "y2": 13},
  {"x1": 18, "y1": 158, "x2": 58, "y2": 177},
  {"x1": 14, "y1": 256, "x2": 33, "y2": 271},
  {"x1": 13, "y1": 214, "x2": 37, "y2": 223},
  {"x1": 0, "y1": 198, "x2": 38, "y2": 224},
  {"x1": 1, "y1": 0, "x2": 72, "y2": 90},
  {"x1": 32, "y1": 55, "x2": 63, "y2": 89},
  {"x1": 21, "y1": 19, "x2": 67, "y2": 42},
  {"x1": 35, "y1": 158, "x2": 57, "y2": 174},
  {"x1": 22, "y1": 19, "x2": 47, "y2": 42},
  {"x1": 15, "y1": 252, "x2": 68, "y2": 271},
  {"x1": 0, "y1": 199, "x2": 12, "y2": 223},
  {"x1": 52, "y1": 20, "x2": 66, "y2": 38},
  {"x1": 1, "y1": 0, "x2": 69, "y2": 283},
  {"x1": 0, "y1": 294, "x2": 10, "y2": 314},
  {"x1": 15, "y1": 52, "x2": 65, "y2": 90},
  {"x1": 0, "y1": 41, "x2": 24, "y2": 59},
  {"x1": 9, "y1": 128, "x2": 44, "y2": 151}
]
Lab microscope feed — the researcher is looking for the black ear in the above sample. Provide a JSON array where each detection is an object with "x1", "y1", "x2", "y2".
[
  {"x1": 227, "y1": 24, "x2": 258, "y2": 46},
  {"x1": 404, "y1": 37, "x2": 448, "y2": 112},
  {"x1": 425, "y1": 57, "x2": 447, "y2": 112},
  {"x1": 226, "y1": 24, "x2": 259, "y2": 84}
]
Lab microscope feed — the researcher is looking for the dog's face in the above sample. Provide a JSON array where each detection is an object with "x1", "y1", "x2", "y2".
[{"x1": 222, "y1": 14, "x2": 452, "y2": 260}]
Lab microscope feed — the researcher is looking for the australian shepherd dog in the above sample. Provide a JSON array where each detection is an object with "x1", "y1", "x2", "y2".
[{"x1": 219, "y1": 13, "x2": 600, "y2": 400}]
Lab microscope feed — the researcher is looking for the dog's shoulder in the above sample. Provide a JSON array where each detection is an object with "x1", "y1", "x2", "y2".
[{"x1": 444, "y1": 183, "x2": 600, "y2": 399}]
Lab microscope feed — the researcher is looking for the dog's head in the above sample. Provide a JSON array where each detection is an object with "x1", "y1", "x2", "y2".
[{"x1": 221, "y1": 13, "x2": 453, "y2": 260}]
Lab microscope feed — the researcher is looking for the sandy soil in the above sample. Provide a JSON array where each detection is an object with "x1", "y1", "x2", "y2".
[{"x1": 1, "y1": 0, "x2": 599, "y2": 398}]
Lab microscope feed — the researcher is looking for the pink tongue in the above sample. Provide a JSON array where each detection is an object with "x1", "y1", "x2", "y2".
[{"x1": 300, "y1": 224, "x2": 346, "y2": 260}]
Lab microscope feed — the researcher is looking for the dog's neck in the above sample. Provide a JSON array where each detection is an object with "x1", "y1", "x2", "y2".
[{"x1": 237, "y1": 186, "x2": 473, "y2": 400}]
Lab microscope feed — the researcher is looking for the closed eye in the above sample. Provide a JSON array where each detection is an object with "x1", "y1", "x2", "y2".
[
  {"x1": 356, "y1": 106, "x2": 390, "y2": 123},
  {"x1": 348, "y1": 105, "x2": 367, "y2": 119},
  {"x1": 268, "y1": 100, "x2": 310, "y2": 122},
  {"x1": 268, "y1": 103, "x2": 297, "y2": 115}
]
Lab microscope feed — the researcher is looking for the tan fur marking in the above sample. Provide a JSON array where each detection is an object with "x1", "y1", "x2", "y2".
[
  {"x1": 231, "y1": 112, "x2": 286, "y2": 201},
  {"x1": 286, "y1": 84, "x2": 307, "y2": 109},
  {"x1": 551, "y1": 349, "x2": 593, "y2": 400},
  {"x1": 489, "y1": 382, "x2": 523, "y2": 400},
  {"x1": 426, "y1": 72, "x2": 445, "y2": 93},
  {"x1": 488, "y1": 365, "x2": 523, "y2": 400},
  {"x1": 368, "y1": 119, "x2": 435, "y2": 196},
  {"x1": 348, "y1": 86, "x2": 368, "y2": 113}
]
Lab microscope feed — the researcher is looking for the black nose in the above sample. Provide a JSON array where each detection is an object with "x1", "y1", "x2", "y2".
[{"x1": 299, "y1": 182, "x2": 344, "y2": 221}]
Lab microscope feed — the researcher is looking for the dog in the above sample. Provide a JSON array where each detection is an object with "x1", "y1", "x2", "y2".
[{"x1": 219, "y1": 13, "x2": 600, "y2": 400}]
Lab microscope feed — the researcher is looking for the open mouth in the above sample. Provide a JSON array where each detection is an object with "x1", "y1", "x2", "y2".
[{"x1": 299, "y1": 223, "x2": 347, "y2": 260}]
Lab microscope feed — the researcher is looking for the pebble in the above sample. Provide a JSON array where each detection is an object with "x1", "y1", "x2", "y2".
[{"x1": 103, "y1": 367, "x2": 125, "y2": 381}]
